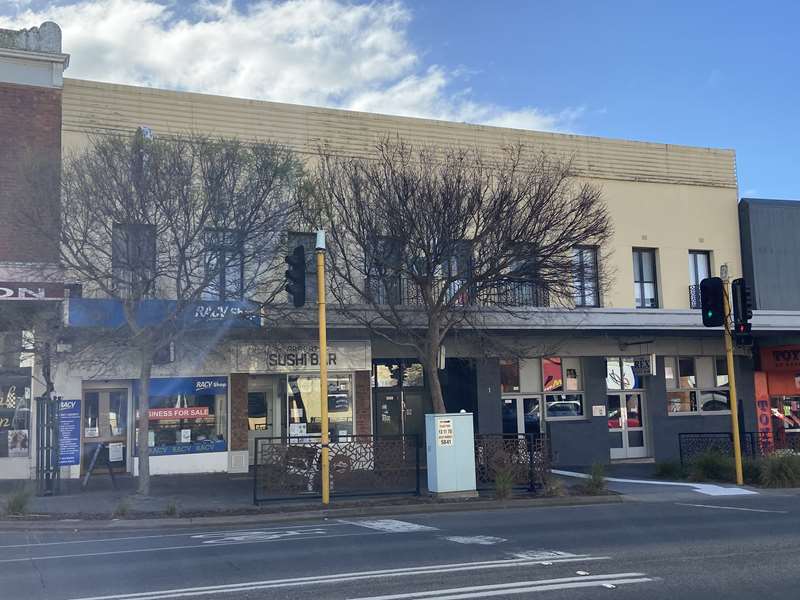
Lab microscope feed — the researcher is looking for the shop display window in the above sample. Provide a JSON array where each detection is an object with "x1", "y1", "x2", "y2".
[
  {"x1": 771, "y1": 397, "x2": 800, "y2": 431},
  {"x1": 0, "y1": 372, "x2": 31, "y2": 458},
  {"x1": 666, "y1": 356, "x2": 730, "y2": 415},
  {"x1": 288, "y1": 374, "x2": 354, "y2": 439}
]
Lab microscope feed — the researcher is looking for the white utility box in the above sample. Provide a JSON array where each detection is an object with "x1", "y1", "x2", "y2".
[{"x1": 425, "y1": 412, "x2": 477, "y2": 495}]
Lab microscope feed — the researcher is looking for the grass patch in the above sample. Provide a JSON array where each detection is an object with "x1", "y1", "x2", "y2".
[
  {"x1": 759, "y1": 453, "x2": 800, "y2": 488},
  {"x1": 4, "y1": 487, "x2": 32, "y2": 516},
  {"x1": 112, "y1": 498, "x2": 131, "y2": 518},
  {"x1": 164, "y1": 500, "x2": 179, "y2": 517},
  {"x1": 580, "y1": 462, "x2": 607, "y2": 495},
  {"x1": 654, "y1": 461, "x2": 686, "y2": 480}
]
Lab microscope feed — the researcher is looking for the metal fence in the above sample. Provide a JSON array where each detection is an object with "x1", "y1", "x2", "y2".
[
  {"x1": 254, "y1": 434, "x2": 420, "y2": 503},
  {"x1": 474, "y1": 433, "x2": 549, "y2": 492},
  {"x1": 677, "y1": 431, "x2": 788, "y2": 465}
]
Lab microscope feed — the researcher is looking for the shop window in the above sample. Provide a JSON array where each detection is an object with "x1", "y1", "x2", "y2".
[
  {"x1": 546, "y1": 394, "x2": 584, "y2": 418},
  {"x1": 667, "y1": 356, "x2": 729, "y2": 415},
  {"x1": 248, "y1": 392, "x2": 270, "y2": 431},
  {"x1": 403, "y1": 363, "x2": 424, "y2": 387},
  {"x1": 288, "y1": 374, "x2": 353, "y2": 439},
  {"x1": 771, "y1": 397, "x2": 800, "y2": 432},
  {"x1": 0, "y1": 373, "x2": 31, "y2": 458},
  {"x1": 135, "y1": 378, "x2": 228, "y2": 455},
  {"x1": 109, "y1": 391, "x2": 127, "y2": 437},
  {"x1": 500, "y1": 359, "x2": 520, "y2": 393},
  {"x1": 606, "y1": 357, "x2": 640, "y2": 391},
  {"x1": 542, "y1": 357, "x2": 563, "y2": 392},
  {"x1": 374, "y1": 362, "x2": 401, "y2": 388},
  {"x1": 84, "y1": 391, "x2": 100, "y2": 438}
]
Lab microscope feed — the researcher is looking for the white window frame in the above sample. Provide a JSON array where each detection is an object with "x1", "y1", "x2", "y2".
[{"x1": 666, "y1": 356, "x2": 731, "y2": 416}]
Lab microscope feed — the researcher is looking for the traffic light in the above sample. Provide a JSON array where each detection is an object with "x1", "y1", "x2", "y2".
[
  {"x1": 285, "y1": 245, "x2": 306, "y2": 307},
  {"x1": 731, "y1": 277, "x2": 753, "y2": 325},
  {"x1": 699, "y1": 277, "x2": 725, "y2": 327},
  {"x1": 731, "y1": 278, "x2": 753, "y2": 346}
]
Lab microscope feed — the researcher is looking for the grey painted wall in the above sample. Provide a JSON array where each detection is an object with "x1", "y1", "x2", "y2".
[
  {"x1": 475, "y1": 358, "x2": 502, "y2": 434},
  {"x1": 740, "y1": 198, "x2": 800, "y2": 310},
  {"x1": 549, "y1": 357, "x2": 609, "y2": 467}
]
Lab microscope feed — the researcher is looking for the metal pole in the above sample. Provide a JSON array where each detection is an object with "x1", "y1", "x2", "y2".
[
  {"x1": 316, "y1": 231, "x2": 330, "y2": 505},
  {"x1": 722, "y1": 276, "x2": 744, "y2": 485}
]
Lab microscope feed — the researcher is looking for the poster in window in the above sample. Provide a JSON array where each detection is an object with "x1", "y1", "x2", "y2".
[
  {"x1": 328, "y1": 394, "x2": 350, "y2": 412},
  {"x1": 566, "y1": 368, "x2": 578, "y2": 391},
  {"x1": 8, "y1": 430, "x2": 28, "y2": 457}
]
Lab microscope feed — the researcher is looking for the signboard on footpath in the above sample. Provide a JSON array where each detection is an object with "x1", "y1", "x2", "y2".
[{"x1": 58, "y1": 399, "x2": 81, "y2": 466}]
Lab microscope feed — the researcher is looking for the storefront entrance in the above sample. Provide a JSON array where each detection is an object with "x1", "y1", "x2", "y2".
[
  {"x1": 82, "y1": 388, "x2": 128, "y2": 473},
  {"x1": 607, "y1": 392, "x2": 647, "y2": 459},
  {"x1": 375, "y1": 389, "x2": 425, "y2": 440},
  {"x1": 502, "y1": 396, "x2": 545, "y2": 435}
]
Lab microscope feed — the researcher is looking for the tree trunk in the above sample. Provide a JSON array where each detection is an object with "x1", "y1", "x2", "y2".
[
  {"x1": 425, "y1": 327, "x2": 447, "y2": 414},
  {"x1": 137, "y1": 350, "x2": 153, "y2": 496}
]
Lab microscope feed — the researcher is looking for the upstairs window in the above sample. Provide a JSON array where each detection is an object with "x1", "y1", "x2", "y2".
[
  {"x1": 203, "y1": 228, "x2": 244, "y2": 301},
  {"x1": 633, "y1": 248, "x2": 658, "y2": 308},
  {"x1": 112, "y1": 223, "x2": 156, "y2": 298},
  {"x1": 573, "y1": 246, "x2": 599, "y2": 307}
]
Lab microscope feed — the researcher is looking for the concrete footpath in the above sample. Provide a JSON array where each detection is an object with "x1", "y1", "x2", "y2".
[{"x1": 0, "y1": 472, "x2": 620, "y2": 530}]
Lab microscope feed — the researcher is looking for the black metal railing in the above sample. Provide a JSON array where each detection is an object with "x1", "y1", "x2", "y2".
[
  {"x1": 689, "y1": 284, "x2": 701, "y2": 309},
  {"x1": 678, "y1": 431, "x2": 779, "y2": 465},
  {"x1": 364, "y1": 277, "x2": 548, "y2": 308},
  {"x1": 474, "y1": 433, "x2": 549, "y2": 492},
  {"x1": 253, "y1": 434, "x2": 420, "y2": 503}
]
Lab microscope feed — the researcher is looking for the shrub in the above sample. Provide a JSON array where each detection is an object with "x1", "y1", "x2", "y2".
[
  {"x1": 581, "y1": 463, "x2": 607, "y2": 495},
  {"x1": 5, "y1": 487, "x2": 32, "y2": 516},
  {"x1": 743, "y1": 458, "x2": 763, "y2": 485},
  {"x1": 687, "y1": 450, "x2": 734, "y2": 482},
  {"x1": 494, "y1": 464, "x2": 515, "y2": 500},
  {"x1": 540, "y1": 471, "x2": 566, "y2": 497},
  {"x1": 164, "y1": 500, "x2": 179, "y2": 517},
  {"x1": 113, "y1": 498, "x2": 131, "y2": 518},
  {"x1": 654, "y1": 461, "x2": 686, "y2": 480},
  {"x1": 759, "y1": 454, "x2": 800, "y2": 488}
]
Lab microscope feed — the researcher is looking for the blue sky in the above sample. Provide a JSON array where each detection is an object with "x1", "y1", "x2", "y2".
[{"x1": 2, "y1": 0, "x2": 798, "y2": 198}]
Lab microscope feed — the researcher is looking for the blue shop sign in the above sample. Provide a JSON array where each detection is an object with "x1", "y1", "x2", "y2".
[
  {"x1": 133, "y1": 376, "x2": 228, "y2": 398},
  {"x1": 66, "y1": 298, "x2": 262, "y2": 329},
  {"x1": 134, "y1": 439, "x2": 227, "y2": 457}
]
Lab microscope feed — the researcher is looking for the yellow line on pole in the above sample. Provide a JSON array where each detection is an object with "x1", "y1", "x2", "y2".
[
  {"x1": 722, "y1": 277, "x2": 744, "y2": 486},
  {"x1": 317, "y1": 244, "x2": 330, "y2": 505}
]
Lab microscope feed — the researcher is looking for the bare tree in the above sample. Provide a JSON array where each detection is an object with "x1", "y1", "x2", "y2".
[
  {"x1": 306, "y1": 139, "x2": 612, "y2": 414},
  {"x1": 27, "y1": 130, "x2": 300, "y2": 494}
]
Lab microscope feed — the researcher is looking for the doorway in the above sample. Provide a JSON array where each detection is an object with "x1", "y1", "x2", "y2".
[
  {"x1": 375, "y1": 389, "x2": 424, "y2": 440},
  {"x1": 502, "y1": 396, "x2": 545, "y2": 436},
  {"x1": 81, "y1": 389, "x2": 128, "y2": 473},
  {"x1": 247, "y1": 376, "x2": 281, "y2": 464},
  {"x1": 607, "y1": 392, "x2": 647, "y2": 459}
]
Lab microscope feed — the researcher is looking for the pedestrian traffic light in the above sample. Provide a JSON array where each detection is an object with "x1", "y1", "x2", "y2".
[
  {"x1": 699, "y1": 277, "x2": 725, "y2": 327},
  {"x1": 731, "y1": 277, "x2": 753, "y2": 325},
  {"x1": 285, "y1": 245, "x2": 306, "y2": 307}
]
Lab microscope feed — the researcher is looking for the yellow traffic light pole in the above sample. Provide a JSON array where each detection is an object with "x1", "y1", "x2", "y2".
[
  {"x1": 722, "y1": 276, "x2": 744, "y2": 485},
  {"x1": 316, "y1": 231, "x2": 330, "y2": 505}
]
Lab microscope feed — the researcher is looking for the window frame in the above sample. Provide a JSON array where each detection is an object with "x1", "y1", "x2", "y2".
[
  {"x1": 666, "y1": 355, "x2": 731, "y2": 416},
  {"x1": 500, "y1": 356, "x2": 587, "y2": 421},
  {"x1": 573, "y1": 245, "x2": 600, "y2": 307},
  {"x1": 632, "y1": 248, "x2": 659, "y2": 309},
  {"x1": 688, "y1": 250, "x2": 712, "y2": 287},
  {"x1": 204, "y1": 228, "x2": 245, "y2": 301}
]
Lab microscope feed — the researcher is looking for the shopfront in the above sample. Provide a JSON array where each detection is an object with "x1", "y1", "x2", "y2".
[
  {"x1": 132, "y1": 376, "x2": 230, "y2": 475},
  {"x1": 757, "y1": 345, "x2": 800, "y2": 447},
  {"x1": 232, "y1": 340, "x2": 372, "y2": 464},
  {"x1": 0, "y1": 368, "x2": 32, "y2": 471}
]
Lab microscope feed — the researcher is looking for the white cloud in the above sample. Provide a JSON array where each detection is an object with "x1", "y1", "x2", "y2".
[{"x1": 1, "y1": 0, "x2": 581, "y2": 132}]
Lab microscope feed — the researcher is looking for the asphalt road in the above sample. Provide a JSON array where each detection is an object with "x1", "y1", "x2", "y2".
[{"x1": 2, "y1": 492, "x2": 800, "y2": 600}]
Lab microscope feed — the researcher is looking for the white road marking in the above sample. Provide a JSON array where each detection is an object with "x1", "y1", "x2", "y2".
[
  {"x1": 340, "y1": 519, "x2": 437, "y2": 533},
  {"x1": 0, "y1": 530, "x2": 385, "y2": 564},
  {"x1": 553, "y1": 469, "x2": 759, "y2": 496},
  {"x1": 191, "y1": 528, "x2": 328, "y2": 544},
  {"x1": 64, "y1": 555, "x2": 613, "y2": 600},
  {"x1": 442, "y1": 536, "x2": 506, "y2": 545},
  {"x1": 0, "y1": 523, "x2": 340, "y2": 549},
  {"x1": 509, "y1": 550, "x2": 578, "y2": 560},
  {"x1": 676, "y1": 503, "x2": 789, "y2": 514},
  {"x1": 346, "y1": 573, "x2": 654, "y2": 600}
]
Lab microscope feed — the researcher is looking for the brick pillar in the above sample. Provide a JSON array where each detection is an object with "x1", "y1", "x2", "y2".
[
  {"x1": 229, "y1": 373, "x2": 248, "y2": 451},
  {"x1": 354, "y1": 370, "x2": 372, "y2": 435}
]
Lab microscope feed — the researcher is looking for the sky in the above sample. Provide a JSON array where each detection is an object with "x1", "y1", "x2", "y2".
[{"x1": 1, "y1": 0, "x2": 798, "y2": 199}]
